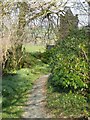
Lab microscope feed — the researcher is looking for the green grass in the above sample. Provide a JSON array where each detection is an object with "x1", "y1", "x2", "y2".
[
  {"x1": 46, "y1": 85, "x2": 90, "y2": 118},
  {"x1": 2, "y1": 45, "x2": 49, "y2": 118},
  {"x1": 2, "y1": 68, "x2": 37, "y2": 118},
  {"x1": 2, "y1": 63, "x2": 49, "y2": 118},
  {"x1": 23, "y1": 44, "x2": 45, "y2": 53}
]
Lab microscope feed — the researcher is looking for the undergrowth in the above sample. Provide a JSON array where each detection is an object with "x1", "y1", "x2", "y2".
[
  {"x1": 2, "y1": 45, "x2": 49, "y2": 118},
  {"x1": 46, "y1": 29, "x2": 90, "y2": 118}
]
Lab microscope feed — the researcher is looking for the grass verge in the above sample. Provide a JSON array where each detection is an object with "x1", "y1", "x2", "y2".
[
  {"x1": 2, "y1": 63, "x2": 49, "y2": 118},
  {"x1": 46, "y1": 84, "x2": 90, "y2": 118},
  {"x1": 2, "y1": 45, "x2": 49, "y2": 118}
]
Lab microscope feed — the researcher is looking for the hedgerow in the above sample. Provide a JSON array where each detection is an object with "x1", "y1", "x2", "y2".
[{"x1": 48, "y1": 29, "x2": 89, "y2": 92}]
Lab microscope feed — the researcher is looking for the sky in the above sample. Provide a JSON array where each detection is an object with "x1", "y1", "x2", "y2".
[
  {"x1": 68, "y1": 0, "x2": 88, "y2": 27},
  {"x1": 2, "y1": 0, "x2": 89, "y2": 28},
  {"x1": 54, "y1": 0, "x2": 88, "y2": 27},
  {"x1": 23, "y1": 0, "x2": 88, "y2": 27}
]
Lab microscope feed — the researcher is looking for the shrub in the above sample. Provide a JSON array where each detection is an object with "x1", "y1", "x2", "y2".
[
  {"x1": 41, "y1": 47, "x2": 56, "y2": 64},
  {"x1": 49, "y1": 29, "x2": 89, "y2": 91}
]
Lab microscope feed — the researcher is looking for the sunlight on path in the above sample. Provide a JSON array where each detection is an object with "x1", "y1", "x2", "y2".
[{"x1": 22, "y1": 74, "x2": 51, "y2": 118}]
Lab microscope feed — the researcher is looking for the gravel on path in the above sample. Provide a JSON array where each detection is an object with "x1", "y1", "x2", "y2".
[{"x1": 22, "y1": 74, "x2": 51, "y2": 118}]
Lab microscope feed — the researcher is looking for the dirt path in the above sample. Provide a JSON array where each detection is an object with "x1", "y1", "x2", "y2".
[{"x1": 22, "y1": 74, "x2": 51, "y2": 118}]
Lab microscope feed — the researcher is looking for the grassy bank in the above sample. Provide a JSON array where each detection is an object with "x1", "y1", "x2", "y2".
[
  {"x1": 2, "y1": 45, "x2": 49, "y2": 118},
  {"x1": 46, "y1": 84, "x2": 90, "y2": 118}
]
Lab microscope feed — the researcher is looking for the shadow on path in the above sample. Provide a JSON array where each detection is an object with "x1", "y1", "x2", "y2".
[{"x1": 22, "y1": 74, "x2": 51, "y2": 118}]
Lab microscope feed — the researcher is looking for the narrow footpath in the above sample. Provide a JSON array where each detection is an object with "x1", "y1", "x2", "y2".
[{"x1": 22, "y1": 74, "x2": 51, "y2": 118}]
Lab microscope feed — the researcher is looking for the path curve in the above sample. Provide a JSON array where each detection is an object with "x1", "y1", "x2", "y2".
[{"x1": 22, "y1": 74, "x2": 51, "y2": 118}]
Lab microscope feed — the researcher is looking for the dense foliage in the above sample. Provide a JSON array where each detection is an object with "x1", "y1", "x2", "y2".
[
  {"x1": 47, "y1": 91, "x2": 88, "y2": 117},
  {"x1": 48, "y1": 29, "x2": 89, "y2": 92},
  {"x1": 46, "y1": 29, "x2": 90, "y2": 117}
]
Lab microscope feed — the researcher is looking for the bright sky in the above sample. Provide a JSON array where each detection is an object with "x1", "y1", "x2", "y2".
[
  {"x1": 67, "y1": 0, "x2": 88, "y2": 27},
  {"x1": 4, "y1": 0, "x2": 89, "y2": 27},
  {"x1": 22, "y1": 0, "x2": 89, "y2": 27}
]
